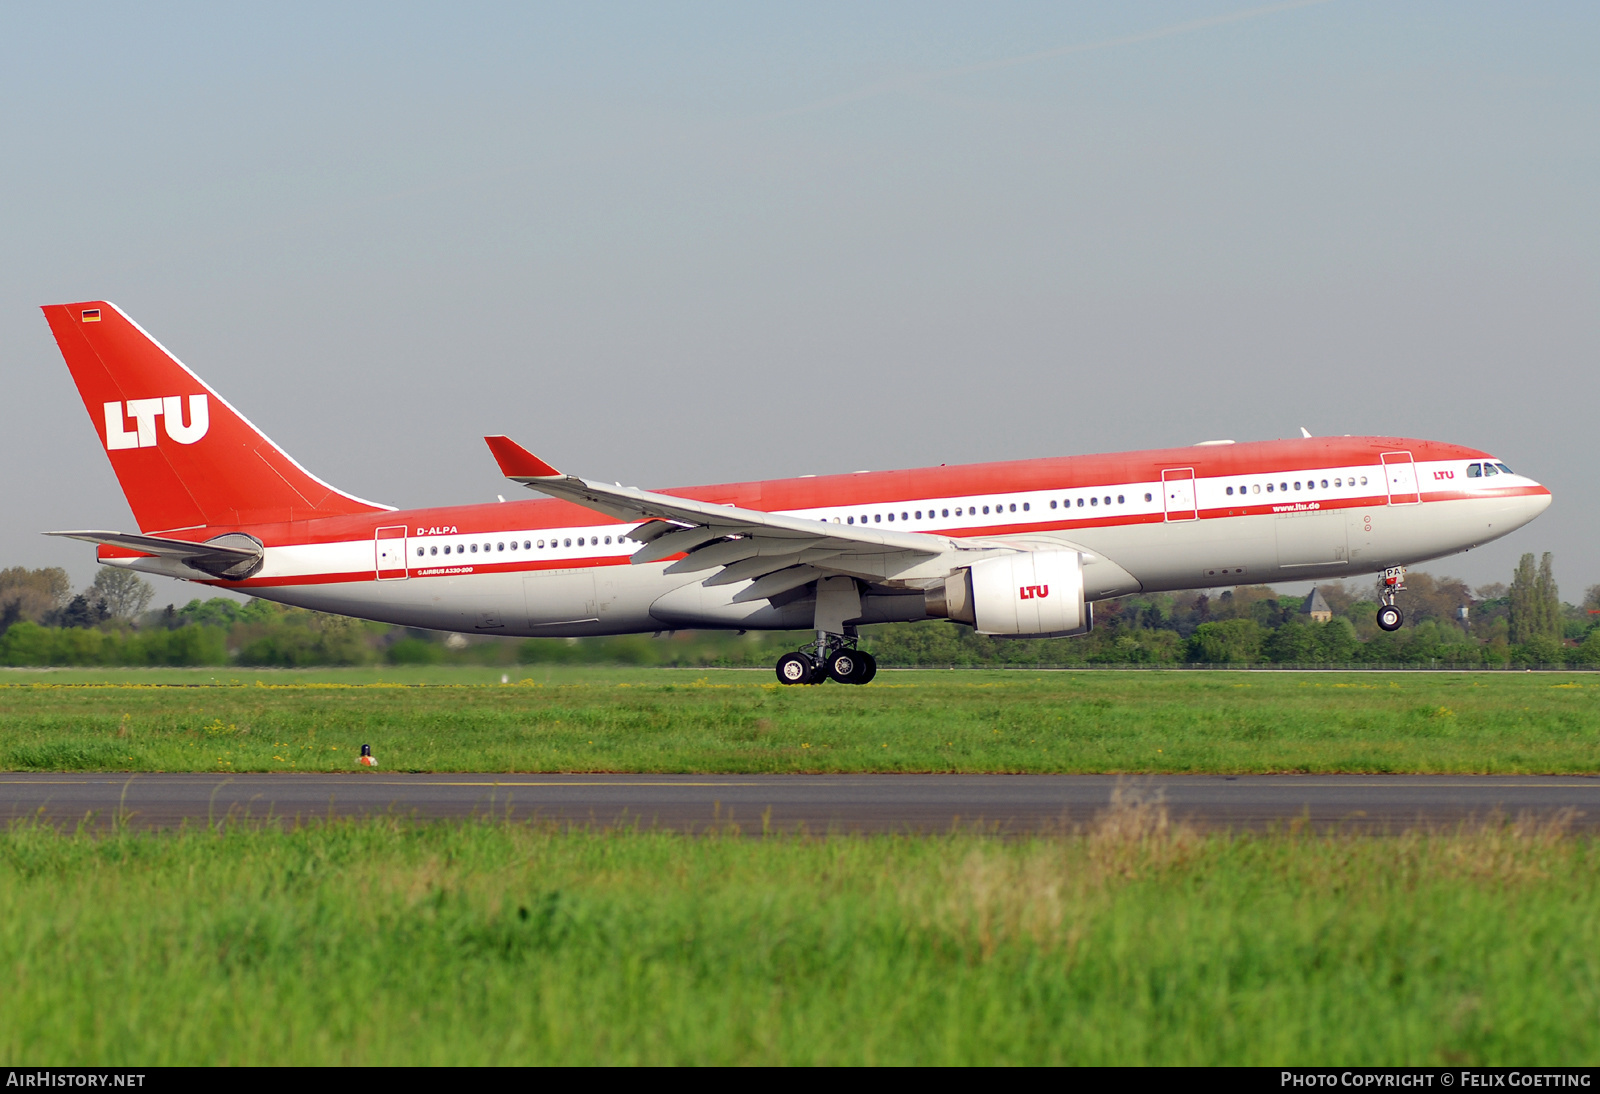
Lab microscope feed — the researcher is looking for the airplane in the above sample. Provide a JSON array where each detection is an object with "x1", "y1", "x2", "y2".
[{"x1": 41, "y1": 300, "x2": 1552, "y2": 685}]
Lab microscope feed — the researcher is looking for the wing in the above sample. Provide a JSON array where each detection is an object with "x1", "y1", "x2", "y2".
[
  {"x1": 484, "y1": 436, "x2": 967, "y2": 601},
  {"x1": 46, "y1": 530, "x2": 265, "y2": 580}
]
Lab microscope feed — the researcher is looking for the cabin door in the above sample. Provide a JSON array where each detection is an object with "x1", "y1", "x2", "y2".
[
  {"x1": 375, "y1": 526, "x2": 409, "y2": 580},
  {"x1": 1381, "y1": 452, "x2": 1421, "y2": 505},
  {"x1": 1161, "y1": 468, "x2": 1197, "y2": 522}
]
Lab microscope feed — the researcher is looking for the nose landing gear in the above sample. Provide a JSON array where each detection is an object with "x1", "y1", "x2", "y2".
[
  {"x1": 774, "y1": 632, "x2": 877, "y2": 685},
  {"x1": 1376, "y1": 567, "x2": 1406, "y2": 632}
]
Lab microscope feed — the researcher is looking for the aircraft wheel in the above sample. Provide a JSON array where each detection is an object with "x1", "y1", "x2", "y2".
[
  {"x1": 853, "y1": 650, "x2": 878, "y2": 684},
  {"x1": 1376, "y1": 605, "x2": 1404, "y2": 632},
  {"x1": 775, "y1": 652, "x2": 815, "y2": 686},
  {"x1": 827, "y1": 649, "x2": 862, "y2": 684}
]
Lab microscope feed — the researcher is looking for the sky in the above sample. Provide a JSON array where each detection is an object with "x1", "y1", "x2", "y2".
[{"x1": 1, "y1": 1, "x2": 1595, "y2": 607}]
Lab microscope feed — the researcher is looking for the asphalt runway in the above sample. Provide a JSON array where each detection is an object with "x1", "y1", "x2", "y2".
[{"x1": 0, "y1": 772, "x2": 1596, "y2": 833}]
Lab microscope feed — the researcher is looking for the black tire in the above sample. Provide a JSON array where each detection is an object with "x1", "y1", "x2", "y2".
[
  {"x1": 775, "y1": 652, "x2": 815, "y2": 685},
  {"x1": 853, "y1": 650, "x2": 878, "y2": 685},
  {"x1": 827, "y1": 650, "x2": 861, "y2": 684},
  {"x1": 1376, "y1": 605, "x2": 1403, "y2": 632}
]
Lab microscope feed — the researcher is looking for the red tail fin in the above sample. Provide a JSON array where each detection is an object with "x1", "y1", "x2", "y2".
[{"x1": 42, "y1": 301, "x2": 389, "y2": 532}]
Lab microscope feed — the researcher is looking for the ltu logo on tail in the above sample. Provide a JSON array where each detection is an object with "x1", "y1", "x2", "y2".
[
  {"x1": 103, "y1": 395, "x2": 209, "y2": 450},
  {"x1": 1019, "y1": 584, "x2": 1049, "y2": 600}
]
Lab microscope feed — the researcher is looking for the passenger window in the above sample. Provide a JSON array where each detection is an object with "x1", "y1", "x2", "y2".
[
  {"x1": 1117, "y1": 495, "x2": 1124, "y2": 504},
  {"x1": 887, "y1": 513, "x2": 894, "y2": 522},
  {"x1": 847, "y1": 516, "x2": 854, "y2": 524},
  {"x1": 430, "y1": 546, "x2": 438, "y2": 556},
  {"x1": 914, "y1": 511, "x2": 922, "y2": 519},
  {"x1": 942, "y1": 509, "x2": 950, "y2": 517},
  {"x1": 524, "y1": 541, "x2": 531, "y2": 549},
  {"x1": 1266, "y1": 484, "x2": 1274, "y2": 493},
  {"x1": 982, "y1": 506, "x2": 989, "y2": 515},
  {"x1": 497, "y1": 542, "x2": 505, "y2": 551},
  {"x1": 470, "y1": 544, "x2": 478, "y2": 553},
  {"x1": 1008, "y1": 503, "x2": 1016, "y2": 513},
  {"x1": 1321, "y1": 479, "x2": 1328, "y2": 488},
  {"x1": 1360, "y1": 476, "x2": 1368, "y2": 485},
  {"x1": 1252, "y1": 485, "x2": 1260, "y2": 494},
  {"x1": 416, "y1": 547, "x2": 424, "y2": 557},
  {"x1": 1050, "y1": 500, "x2": 1058, "y2": 509},
  {"x1": 1280, "y1": 483, "x2": 1287, "y2": 492},
  {"x1": 1078, "y1": 498, "x2": 1085, "y2": 508},
  {"x1": 874, "y1": 514, "x2": 881, "y2": 523},
  {"x1": 605, "y1": 536, "x2": 612, "y2": 545},
  {"x1": 1294, "y1": 482, "x2": 1301, "y2": 491},
  {"x1": 1144, "y1": 493, "x2": 1152, "y2": 502},
  {"x1": 1090, "y1": 497, "x2": 1098, "y2": 506},
  {"x1": 564, "y1": 538, "x2": 572, "y2": 547},
  {"x1": 1103, "y1": 497, "x2": 1111, "y2": 506},
  {"x1": 1022, "y1": 502, "x2": 1030, "y2": 512},
  {"x1": 1226, "y1": 487, "x2": 1233, "y2": 495}
]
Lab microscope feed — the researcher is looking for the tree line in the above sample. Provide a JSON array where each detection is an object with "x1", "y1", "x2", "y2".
[{"x1": 1, "y1": 552, "x2": 1596, "y2": 668}]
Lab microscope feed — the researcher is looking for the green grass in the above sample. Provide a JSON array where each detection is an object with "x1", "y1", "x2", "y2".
[
  {"x1": 1, "y1": 811, "x2": 1595, "y2": 1064},
  {"x1": 0, "y1": 667, "x2": 1598, "y2": 774}
]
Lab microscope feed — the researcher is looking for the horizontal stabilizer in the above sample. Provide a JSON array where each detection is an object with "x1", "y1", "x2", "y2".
[{"x1": 46, "y1": 529, "x2": 265, "y2": 580}]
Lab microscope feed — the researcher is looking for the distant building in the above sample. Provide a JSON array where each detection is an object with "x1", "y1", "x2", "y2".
[{"x1": 1302, "y1": 587, "x2": 1333, "y2": 623}]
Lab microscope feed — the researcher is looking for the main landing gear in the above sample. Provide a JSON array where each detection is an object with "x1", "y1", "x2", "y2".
[
  {"x1": 1376, "y1": 567, "x2": 1406, "y2": 632},
  {"x1": 775, "y1": 633, "x2": 877, "y2": 686}
]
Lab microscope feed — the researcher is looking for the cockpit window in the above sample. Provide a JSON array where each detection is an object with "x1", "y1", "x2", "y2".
[
  {"x1": 1483, "y1": 463, "x2": 1499, "y2": 477},
  {"x1": 1466, "y1": 463, "x2": 1481, "y2": 478},
  {"x1": 1496, "y1": 463, "x2": 1514, "y2": 475}
]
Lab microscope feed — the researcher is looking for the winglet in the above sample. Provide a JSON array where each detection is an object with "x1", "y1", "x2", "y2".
[{"x1": 484, "y1": 435, "x2": 562, "y2": 479}]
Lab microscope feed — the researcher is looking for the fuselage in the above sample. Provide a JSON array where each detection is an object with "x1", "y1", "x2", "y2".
[{"x1": 102, "y1": 434, "x2": 1551, "y2": 638}]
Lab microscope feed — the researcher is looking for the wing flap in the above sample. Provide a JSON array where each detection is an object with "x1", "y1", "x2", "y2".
[
  {"x1": 631, "y1": 526, "x2": 728, "y2": 565},
  {"x1": 730, "y1": 565, "x2": 829, "y2": 604},
  {"x1": 703, "y1": 548, "x2": 843, "y2": 587}
]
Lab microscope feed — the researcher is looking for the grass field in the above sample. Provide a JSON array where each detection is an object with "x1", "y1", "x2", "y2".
[
  {"x1": 1, "y1": 807, "x2": 1594, "y2": 1065},
  {"x1": 0, "y1": 667, "x2": 1597, "y2": 774}
]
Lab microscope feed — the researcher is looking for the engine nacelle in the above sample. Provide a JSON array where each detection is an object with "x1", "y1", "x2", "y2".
[{"x1": 928, "y1": 549, "x2": 1090, "y2": 638}]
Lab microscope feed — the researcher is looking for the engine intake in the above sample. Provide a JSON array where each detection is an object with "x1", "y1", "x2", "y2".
[{"x1": 927, "y1": 549, "x2": 1090, "y2": 638}]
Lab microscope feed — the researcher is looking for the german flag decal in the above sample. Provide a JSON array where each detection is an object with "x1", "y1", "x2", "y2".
[{"x1": 81, "y1": 309, "x2": 101, "y2": 322}]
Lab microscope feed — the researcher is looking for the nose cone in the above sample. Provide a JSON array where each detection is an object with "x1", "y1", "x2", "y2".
[{"x1": 1506, "y1": 484, "x2": 1552, "y2": 532}]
